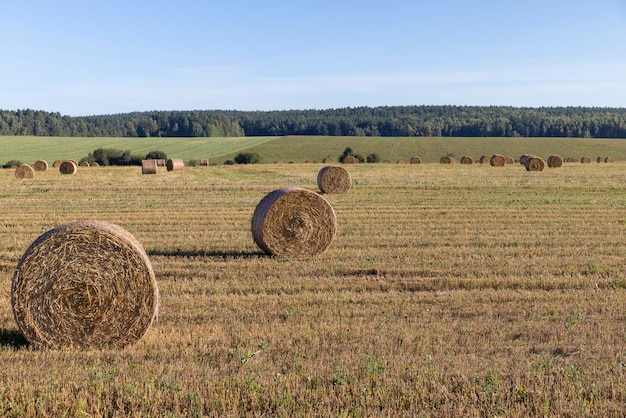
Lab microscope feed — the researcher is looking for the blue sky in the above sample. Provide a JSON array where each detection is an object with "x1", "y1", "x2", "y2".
[{"x1": 1, "y1": 0, "x2": 625, "y2": 116}]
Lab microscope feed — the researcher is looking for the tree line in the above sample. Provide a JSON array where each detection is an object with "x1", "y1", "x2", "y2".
[{"x1": 1, "y1": 106, "x2": 625, "y2": 138}]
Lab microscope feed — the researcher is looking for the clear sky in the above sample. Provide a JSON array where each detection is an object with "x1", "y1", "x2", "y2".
[{"x1": 1, "y1": 0, "x2": 625, "y2": 116}]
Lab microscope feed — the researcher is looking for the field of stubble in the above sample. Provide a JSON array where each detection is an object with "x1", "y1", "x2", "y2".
[{"x1": 0, "y1": 162, "x2": 624, "y2": 417}]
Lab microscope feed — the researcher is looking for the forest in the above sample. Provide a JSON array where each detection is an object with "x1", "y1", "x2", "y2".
[{"x1": 1, "y1": 106, "x2": 625, "y2": 138}]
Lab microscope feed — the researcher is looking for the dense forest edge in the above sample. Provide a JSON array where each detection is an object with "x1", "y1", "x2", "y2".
[{"x1": 1, "y1": 106, "x2": 626, "y2": 138}]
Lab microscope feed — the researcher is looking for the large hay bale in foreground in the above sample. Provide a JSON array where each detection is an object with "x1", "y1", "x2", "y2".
[
  {"x1": 489, "y1": 154, "x2": 506, "y2": 167},
  {"x1": 11, "y1": 220, "x2": 159, "y2": 349},
  {"x1": 15, "y1": 164, "x2": 34, "y2": 179},
  {"x1": 166, "y1": 158, "x2": 184, "y2": 171},
  {"x1": 317, "y1": 166, "x2": 351, "y2": 194},
  {"x1": 410, "y1": 156, "x2": 422, "y2": 164},
  {"x1": 33, "y1": 160, "x2": 48, "y2": 172},
  {"x1": 59, "y1": 161, "x2": 77, "y2": 175},
  {"x1": 251, "y1": 187, "x2": 337, "y2": 259},
  {"x1": 141, "y1": 159, "x2": 158, "y2": 175},
  {"x1": 525, "y1": 156, "x2": 545, "y2": 172},
  {"x1": 547, "y1": 155, "x2": 563, "y2": 168}
]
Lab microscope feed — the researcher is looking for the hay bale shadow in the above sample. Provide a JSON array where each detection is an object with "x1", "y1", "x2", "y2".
[{"x1": 0, "y1": 329, "x2": 29, "y2": 349}]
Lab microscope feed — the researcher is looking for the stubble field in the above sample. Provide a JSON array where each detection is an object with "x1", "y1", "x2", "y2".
[{"x1": 0, "y1": 161, "x2": 624, "y2": 417}]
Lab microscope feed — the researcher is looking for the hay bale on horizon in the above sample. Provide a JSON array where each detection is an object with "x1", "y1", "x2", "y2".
[
  {"x1": 251, "y1": 187, "x2": 337, "y2": 259},
  {"x1": 439, "y1": 156, "x2": 455, "y2": 164},
  {"x1": 410, "y1": 156, "x2": 422, "y2": 164},
  {"x1": 547, "y1": 155, "x2": 564, "y2": 168},
  {"x1": 80, "y1": 161, "x2": 90, "y2": 167},
  {"x1": 525, "y1": 156, "x2": 545, "y2": 172},
  {"x1": 479, "y1": 155, "x2": 491, "y2": 164},
  {"x1": 199, "y1": 158, "x2": 209, "y2": 166},
  {"x1": 317, "y1": 166, "x2": 351, "y2": 194},
  {"x1": 59, "y1": 161, "x2": 77, "y2": 175},
  {"x1": 33, "y1": 160, "x2": 48, "y2": 172},
  {"x1": 322, "y1": 156, "x2": 334, "y2": 164},
  {"x1": 52, "y1": 160, "x2": 63, "y2": 168},
  {"x1": 343, "y1": 156, "x2": 359, "y2": 164},
  {"x1": 166, "y1": 158, "x2": 184, "y2": 171},
  {"x1": 460, "y1": 156, "x2": 473, "y2": 164},
  {"x1": 489, "y1": 154, "x2": 506, "y2": 167},
  {"x1": 581, "y1": 156, "x2": 591, "y2": 163},
  {"x1": 15, "y1": 164, "x2": 34, "y2": 179},
  {"x1": 11, "y1": 220, "x2": 159, "y2": 349},
  {"x1": 141, "y1": 159, "x2": 158, "y2": 175},
  {"x1": 604, "y1": 156, "x2": 614, "y2": 163}
]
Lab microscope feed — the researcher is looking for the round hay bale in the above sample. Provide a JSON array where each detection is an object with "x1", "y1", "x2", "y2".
[
  {"x1": 317, "y1": 166, "x2": 351, "y2": 194},
  {"x1": 59, "y1": 161, "x2": 77, "y2": 175},
  {"x1": 460, "y1": 156, "x2": 473, "y2": 164},
  {"x1": 141, "y1": 159, "x2": 158, "y2": 175},
  {"x1": 251, "y1": 187, "x2": 337, "y2": 259},
  {"x1": 79, "y1": 161, "x2": 90, "y2": 167},
  {"x1": 580, "y1": 156, "x2": 591, "y2": 164},
  {"x1": 166, "y1": 158, "x2": 184, "y2": 171},
  {"x1": 343, "y1": 156, "x2": 359, "y2": 164},
  {"x1": 52, "y1": 160, "x2": 63, "y2": 168},
  {"x1": 33, "y1": 160, "x2": 48, "y2": 172},
  {"x1": 11, "y1": 220, "x2": 159, "y2": 349},
  {"x1": 604, "y1": 156, "x2": 614, "y2": 163},
  {"x1": 479, "y1": 155, "x2": 491, "y2": 164},
  {"x1": 439, "y1": 156, "x2": 455, "y2": 164},
  {"x1": 489, "y1": 154, "x2": 506, "y2": 167},
  {"x1": 525, "y1": 156, "x2": 545, "y2": 172},
  {"x1": 505, "y1": 156, "x2": 514, "y2": 164},
  {"x1": 15, "y1": 164, "x2": 34, "y2": 179},
  {"x1": 382, "y1": 160, "x2": 391, "y2": 164},
  {"x1": 547, "y1": 155, "x2": 563, "y2": 168},
  {"x1": 597, "y1": 156, "x2": 604, "y2": 163},
  {"x1": 200, "y1": 158, "x2": 209, "y2": 166},
  {"x1": 519, "y1": 154, "x2": 531, "y2": 165},
  {"x1": 322, "y1": 157, "x2": 334, "y2": 164},
  {"x1": 410, "y1": 156, "x2": 422, "y2": 164},
  {"x1": 92, "y1": 162, "x2": 100, "y2": 167}
]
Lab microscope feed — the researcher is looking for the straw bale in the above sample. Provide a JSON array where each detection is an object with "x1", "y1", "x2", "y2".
[
  {"x1": 343, "y1": 156, "x2": 359, "y2": 164},
  {"x1": 59, "y1": 161, "x2": 77, "y2": 175},
  {"x1": 383, "y1": 160, "x2": 391, "y2": 164},
  {"x1": 156, "y1": 159, "x2": 166, "y2": 167},
  {"x1": 251, "y1": 187, "x2": 337, "y2": 259},
  {"x1": 547, "y1": 155, "x2": 563, "y2": 168},
  {"x1": 33, "y1": 160, "x2": 48, "y2": 172},
  {"x1": 460, "y1": 156, "x2": 473, "y2": 164},
  {"x1": 519, "y1": 154, "x2": 531, "y2": 165},
  {"x1": 92, "y1": 162, "x2": 100, "y2": 167},
  {"x1": 141, "y1": 159, "x2": 158, "y2": 175},
  {"x1": 479, "y1": 155, "x2": 491, "y2": 164},
  {"x1": 439, "y1": 156, "x2": 455, "y2": 164},
  {"x1": 322, "y1": 157, "x2": 334, "y2": 164},
  {"x1": 564, "y1": 157, "x2": 576, "y2": 163},
  {"x1": 489, "y1": 154, "x2": 506, "y2": 167},
  {"x1": 80, "y1": 162, "x2": 90, "y2": 167},
  {"x1": 604, "y1": 156, "x2": 614, "y2": 163},
  {"x1": 11, "y1": 220, "x2": 159, "y2": 349},
  {"x1": 52, "y1": 160, "x2": 63, "y2": 168},
  {"x1": 15, "y1": 164, "x2": 34, "y2": 179},
  {"x1": 317, "y1": 166, "x2": 351, "y2": 194},
  {"x1": 166, "y1": 158, "x2": 184, "y2": 171},
  {"x1": 505, "y1": 157, "x2": 514, "y2": 164},
  {"x1": 580, "y1": 156, "x2": 591, "y2": 163},
  {"x1": 524, "y1": 156, "x2": 545, "y2": 172},
  {"x1": 199, "y1": 158, "x2": 209, "y2": 166},
  {"x1": 410, "y1": 156, "x2": 422, "y2": 164}
]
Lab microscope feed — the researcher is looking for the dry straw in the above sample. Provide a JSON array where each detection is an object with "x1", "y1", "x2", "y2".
[
  {"x1": 343, "y1": 156, "x2": 359, "y2": 164},
  {"x1": 525, "y1": 156, "x2": 545, "y2": 171},
  {"x1": 80, "y1": 162, "x2": 90, "y2": 167},
  {"x1": 581, "y1": 156, "x2": 591, "y2": 163},
  {"x1": 460, "y1": 156, "x2": 473, "y2": 164},
  {"x1": 547, "y1": 155, "x2": 564, "y2": 168},
  {"x1": 166, "y1": 158, "x2": 184, "y2": 171},
  {"x1": 141, "y1": 159, "x2": 158, "y2": 175},
  {"x1": 604, "y1": 156, "x2": 614, "y2": 163},
  {"x1": 439, "y1": 156, "x2": 455, "y2": 164},
  {"x1": 410, "y1": 156, "x2": 422, "y2": 164},
  {"x1": 489, "y1": 154, "x2": 506, "y2": 167},
  {"x1": 15, "y1": 164, "x2": 34, "y2": 179},
  {"x1": 251, "y1": 187, "x2": 337, "y2": 259},
  {"x1": 322, "y1": 157, "x2": 334, "y2": 164},
  {"x1": 33, "y1": 160, "x2": 48, "y2": 172},
  {"x1": 479, "y1": 155, "x2": 491, "y2": 164},
  {"x1": 11, "y1": 220, "x2": 159, "y2": 349},
  {"x1": 52, "y1": 160, "x2": 63, "y2": 168},
  {"x1": 59, "y1": 161, "x2": 77, "y2": 175},
  {"x1": 200, "y1": 158, "x2": 209, "y2": 166},
  {"x1": 317, "y1": 166, "x2": 351, "y2": 194}
]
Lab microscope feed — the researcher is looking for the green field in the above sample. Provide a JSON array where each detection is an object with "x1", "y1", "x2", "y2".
[
  {"x1": 0, "y1": 162, "x2": 624, "y2": 416},
  {"x1": 2, "y1": 135, "x2": 626, "y2": 165}
]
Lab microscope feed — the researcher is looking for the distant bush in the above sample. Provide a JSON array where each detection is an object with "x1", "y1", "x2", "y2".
[
  {"x1": 145, "y1": 150, "x2": 168, "y2": 160},
  {"x1": 234, "y1": 152, "x2": 261, "y2": 164},
  {"x1": 366, "y1": 153, "x2": 380, "y2": 163},
  {"x1": 188, "y1": 159, "x2": 199, "y2": 167},
  {"x1": 223, "y1": 160, "x2": 235, "y2": 165},
  {"x1": 82, "y1": 148, "x2": 143, "y2": 166},
  {"x1": 2, "y1": 160, "x2": 23, "y2": 169},
  {"x1": 339, "y1": 147, "x2": 364, "y2": 163}
]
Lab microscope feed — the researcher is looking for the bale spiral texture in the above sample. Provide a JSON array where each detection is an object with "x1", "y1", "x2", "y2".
[
  {"x1": 317, "y1": 166, "x2": 351, "y2": 194},
  {"x1": 11, "y1": 220, "x2": 159, "y2": 349},
  {"x1": 141, "y1": 159, "x2": 158, "y2": 175},
  {"x1": 15, "y1": 164, "x2": 34, "y2": 179},
  {"x1": 489, "y1": 154, "x2": 506, "y2": 167},
  {"x1": 33, "y1": 160, "x2": 48, "y2": 172},
  {"x1": 166, "y1": 158, "x2": 184, "y2": 171},
  {"x1": 59, "y1": 161, "x2": 77, "y2": 175},
  {"x1": 547, "y1": 155, "x2": 563, "y2": 168},
  {"x1": 251, "y1": 187, "x2": 337, "y2": 259},
  {"x1": 410, "y1": 156, "x2": 422, "y2": 164},
  {"x1": 525, "y1": 156, "x2": 545, "y2": 172}
]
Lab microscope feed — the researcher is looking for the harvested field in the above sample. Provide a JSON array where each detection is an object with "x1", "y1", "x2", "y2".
[{"x1": 0, "y1": 163, "x2": 624, "y2": 416}]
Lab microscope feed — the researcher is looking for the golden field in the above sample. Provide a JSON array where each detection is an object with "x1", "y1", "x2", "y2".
[{"x1": 0, "y1": 161, "x2": 624, "y2": 417}]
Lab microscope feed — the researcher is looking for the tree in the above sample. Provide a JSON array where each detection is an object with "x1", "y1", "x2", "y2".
[
  {"x1": 234, "y1": 152, "x2": 261, "y2": 164},
  {"x1": 145, "y1": 150, "x2": 168, "y2": 160}
]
